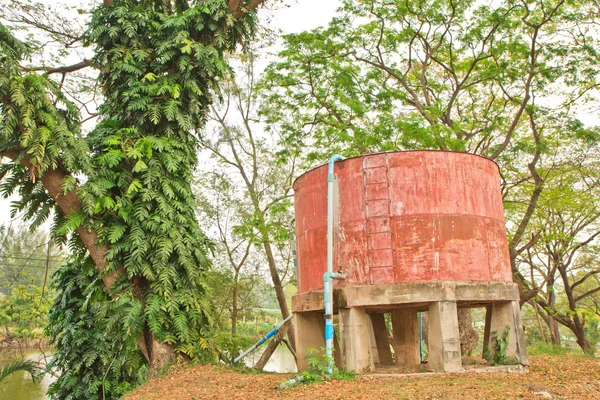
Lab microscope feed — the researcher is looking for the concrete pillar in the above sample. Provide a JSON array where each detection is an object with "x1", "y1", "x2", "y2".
[
  {"x1": 428, "y1": 301, "x2": 462, "y2": 372},
  {"x1": 339, "y1": 307, "x2": 375, "y2": 373},
  {"x1": 391, "y1": 309, "x2": 420, "y2": 366},
  {"x1": 487, "y1": 301, "x2": 529, "y2": 365},
  {"x1": 482, "y1": 304, "x2": 492, "y2": 358},
  {"x1": 369, "y1": 313, "x2": 393, "y2": 364},
  {"x1": 368, "y1": 314, "x2": 380, "y2": 364},
  {"x1": 333, "y1": 333, "x2": 341, "y2": 368},
  {"x1": 294, "y1": 311, "x2": 325, "y2": 371}
]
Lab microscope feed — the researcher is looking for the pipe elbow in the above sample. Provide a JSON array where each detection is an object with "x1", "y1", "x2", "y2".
[
  {"x1": 324, "y1": 271, "x2": 346, "y2": 281},
  {"x1": 329, "y1": 154, "x2": 344, "y2": 164},
  {"x1": 328, "y1": 154, "x2": 344, "y2": 181}
]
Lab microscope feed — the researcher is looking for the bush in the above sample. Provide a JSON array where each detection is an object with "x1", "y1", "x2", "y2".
[{"x1": 300, "y1": 348, "x2": 356, "y2": 384}]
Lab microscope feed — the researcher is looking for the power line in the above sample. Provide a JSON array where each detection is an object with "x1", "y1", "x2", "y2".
[
  {"x1": 0, "y1": 264, "x2": 59, "y2": 270},
  {"x1": 0, "y1": 255, "x2": 64, "y2": 262}
]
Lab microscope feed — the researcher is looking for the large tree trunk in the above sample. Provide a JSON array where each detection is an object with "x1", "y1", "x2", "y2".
[
  {"x1": 458, "y1": 309, "x2": 478, "y2": 357},
  {"x1": 573, "y1": 313, "x2": 591, "y2": 353},
  {"x1": 232, "y1": 272, "x2": 239, "y2": 336},
  {"x1": 254, "y1": 324, "x2": 290, "y2": 370},
  {"x1": 262, "y1": 241, "x2": 296, "y2": 351},
  {"x1": 546, "y1": 282, "x2": 562, "y2": 346},
  {"x1": 548, "y1": 318, "x2": 561, "y2": 345},
  {"x1": 138, "y1": 328, "x2": 176, "y2": 376}
]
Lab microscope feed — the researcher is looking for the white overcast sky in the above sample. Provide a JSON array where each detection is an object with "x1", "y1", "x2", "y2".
[{"x1": 0, "y1": 0, "x2": 340, "y2": 226}]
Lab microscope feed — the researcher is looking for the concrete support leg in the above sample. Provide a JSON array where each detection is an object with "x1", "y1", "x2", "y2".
[
  {"x1": 368, "y1": 314, "x2": 379, "y2": 365},
  {"x1": 428, "y1": 301, "x2": 462, "y2": 372},
  {"x1": 369, "y1": 313, "x2": 393, "y2": 365},
  {"x1": 391, "y1": 309, "x2": 420, "y2": 366},
  {"x1": 339, "y1": 307, "x2": 375, "y2": 373},
  {"x1": 488, "y1": 301, "x2": 529, "y2": 366},
  {"x1": 482, "y1": 304, "x2": 492, "y2": 358},
  {"x1": 294, "y1": 311, "x2": 325, "y2": 371},
  {"x1": 333, "y1": 333, "x2": 341, "y2": 368}
]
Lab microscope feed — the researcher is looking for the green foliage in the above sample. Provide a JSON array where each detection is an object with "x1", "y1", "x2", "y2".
[
  {"x1": 0, "y1": 223, "x2": 63, "y2": 295},
  {"x1": 484, "y1": 326, "x2": 518, "y2": 366},
  {"x1": 214, "y1": 332, "x2": 254, "y2": 364},
  {"x1": 0, "y1": 284, "x2": 52, "y2": 344},
  {"x1": 527, "y1": 343, "x2": 580, "y2": 357},
  {"x1": 263, "y1": 0, "x2": 600, "y2": 161},
  {"x1": 46, "y1": 257, "x2": 147, "y2": 400},
  {"x1": 2, "y1": 2, "x2": 259, "y2": 397},
  {"x1": 0, "y1": 359, "x2": 42, "y2": 384},
  {"x1": 0, "y1": 22, "x2": 89, "y2": 232},
  {"x1": 300, "y1": 348, "x2": 356, "y2": 384},
  {"x1": 74, "y1": 0, "x2": 257, "y2": 360}
]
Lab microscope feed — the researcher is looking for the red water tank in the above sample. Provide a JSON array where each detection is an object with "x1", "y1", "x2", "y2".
[{"x1": 293, "y1": 151, "x2": 512, "y2": 294}]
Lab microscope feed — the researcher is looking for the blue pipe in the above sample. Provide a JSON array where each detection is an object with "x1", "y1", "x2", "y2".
[
  {"x1": 233, "y1": 314, "x2": 293, "y2": 364},
  {"x1": 280, "y1": 375, "x2": 305, "y2": 390},
  {"x1": 324, "y1": 154, "x2": 345, "y2": 375},
  {"x1": 419, "y1": 312, "x2": 423, "y2": 361}
]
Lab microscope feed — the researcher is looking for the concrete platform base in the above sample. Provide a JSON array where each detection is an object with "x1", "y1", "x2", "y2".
[{"x1": 293, "y1": 281, "x2": 528, "y2": 374}]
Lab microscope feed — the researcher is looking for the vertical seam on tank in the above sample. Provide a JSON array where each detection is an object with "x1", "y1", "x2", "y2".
[
  {"x1": 385, "y1": 153, "x2": 396, "y2": 284},
  {"x1": 362, "y1": 155, "x2": 370, "y2": 284}
]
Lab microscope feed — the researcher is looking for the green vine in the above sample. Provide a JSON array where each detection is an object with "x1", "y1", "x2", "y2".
[
  {"x1": 1, "y1": 0, "x2": 258, "y2": 397},
  {"x1": 484, "y1": 326, "x2": 519, "y2": 366}
]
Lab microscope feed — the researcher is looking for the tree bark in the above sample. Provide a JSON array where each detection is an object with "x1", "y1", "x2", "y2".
[
  {"x1": 232, "y1": 271, "x2": 239, "y2": 336},
  {"x1": 573, "y1": 317, "x2": 591, "y2": 353},
  {"x1": 254, "y1": 324, "x2": 289, "y2": 370},
  {"x1": 545, "y1": 276, "x2": 561, "y2": 346},
  {"x1": 458, "y1": 309, "x2": 478, "y2": 357},
  {"x1": 262, "y1": 240, "x2": 296, "y2": 351}
]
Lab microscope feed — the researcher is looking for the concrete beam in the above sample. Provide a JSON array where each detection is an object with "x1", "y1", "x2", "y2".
[
  {"x1": 428, "y1": 301, "x2": 462, "y2": 372},
  {"x1": 292, "y1": 281, "x2": 520, "y2": 312},
  {"x1": 339, "y1": 307, "x2": 375, "y2": 373}
]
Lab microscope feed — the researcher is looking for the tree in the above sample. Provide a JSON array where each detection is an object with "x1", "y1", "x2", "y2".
[
  {"x1": 518, "y1": 137, "x2": 600, "y2": 352},
  {"x1": 202, "y1": 53, "x2": 298, "y2": 352},
  {"x1": 0, "y1": 359, "x2": 42, "y2": 385},
  {"x1": 1, "y1": 0, "x2": 269, "y2": 384},
  {"x1": 0, "y1": 284, "x2": 52, "y2": 347},
  {"x1": 196, "y1": 169, "x2": 262, "y2": 337},
  {"x1": 46, "y1": 256, "x2": 147, "y2": 400},
  {"x1": 0, "y1": 223, "x2": 63, "y2": 295},
  {"x1": 261, "y1": 0, "x2": 600, "y2": 303}
]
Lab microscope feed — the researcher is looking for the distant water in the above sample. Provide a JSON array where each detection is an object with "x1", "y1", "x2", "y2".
[
  {"x1": 243, "y1": 343, "x2": 298, "y2": 373},
  {"x1": 0, "y1": 348, "x2": 55, "y2": 400}
]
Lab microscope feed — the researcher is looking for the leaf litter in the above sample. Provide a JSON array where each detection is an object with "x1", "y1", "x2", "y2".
[{"x1": 125, "y1": 355, "x2": 600, "y2": 399}]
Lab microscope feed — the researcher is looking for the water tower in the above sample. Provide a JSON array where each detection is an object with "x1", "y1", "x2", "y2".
[{"x1": 292, "y1": 151, "x2": 528, "y2": 373}]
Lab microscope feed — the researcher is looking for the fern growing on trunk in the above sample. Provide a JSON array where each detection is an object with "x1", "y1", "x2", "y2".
[{"x1": 1, "y1": 0, "x2": 261, "y2": 396}]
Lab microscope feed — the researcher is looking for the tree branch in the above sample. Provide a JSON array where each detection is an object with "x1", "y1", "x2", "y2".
[{"x1": 24, "y1": 59, "x2": 92, "y2": 75}]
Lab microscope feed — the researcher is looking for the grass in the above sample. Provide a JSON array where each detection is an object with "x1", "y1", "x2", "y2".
[{"x1": 527, "y1": 342, "x2": 590, "y2": 357}]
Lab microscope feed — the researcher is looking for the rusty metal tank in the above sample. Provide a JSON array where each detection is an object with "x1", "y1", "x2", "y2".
[{"x1": 293, "y1": 151, "x2": 512, "y2": 294}]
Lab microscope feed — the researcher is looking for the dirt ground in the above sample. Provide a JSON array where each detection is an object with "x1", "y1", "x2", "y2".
[{"x1": 124, "y1": 355, "x2": 600, "y2": 400}]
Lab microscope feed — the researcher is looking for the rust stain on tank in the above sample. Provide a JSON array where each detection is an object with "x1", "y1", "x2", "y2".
[{"x1": 293, "y1": 151, "x2": 512, "y2": 294}]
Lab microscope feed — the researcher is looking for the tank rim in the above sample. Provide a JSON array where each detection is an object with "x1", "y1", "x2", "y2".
[{"x1": 292, "y1": 149, "x2": 501, "y2": 190}]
